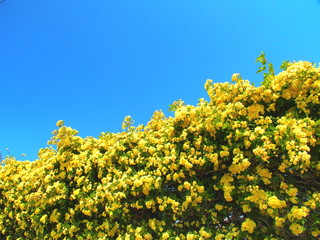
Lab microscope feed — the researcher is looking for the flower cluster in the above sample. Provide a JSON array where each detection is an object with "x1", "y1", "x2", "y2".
[{"x1": 0, "y1": 60, "x2": 319, "y2": 239}]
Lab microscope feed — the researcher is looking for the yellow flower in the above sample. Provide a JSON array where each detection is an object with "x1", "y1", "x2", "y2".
[
  {"x1": 73, "y1": 189, "x2": 80, "y2": 196},
  {"x1": 219, "y1": 148, "x2": 229, "y2": 157},
  {"x1": 287, "y1": 188, "x2": 298, "y2": 197},
  {"x1": 40, "y1": 214, "x2": 48, "y2": 223},
  {"x1": 197, "y1": 185, "x2": 204, "y2": 193},
  {"x1": 215, "y1": 204, "x2": 224, "y2": 211},
  {"x1": 186, "y1": 233, "x2": 195, "y2": 240},
  {"x1": 275, "y1": 217, "x2": 285, "y2": 227},
  {"x1": 199, "y1": 227, "x2": 211, "y2": 238},
  {"x1": 183, "y1": 181, "x2": 191, "y2": 190},
  {"x1": 133, "y1": 179, "x2": 143, "y2": 188},
  {"x1": 247, "y1": 104, "x2": 264, "y2": 119},
  {"x1": 242, "y1": 204, "x2": 251, "y2": 213},
  {"x1": 162, "y1": 232, "x2": 170, "y2": 240},
  {"x1": 56, "y1": 120, "x2": 64, "y2": 127},
  {"x1": 267, "y1": 196, "x2": 286, "y2": 209},
  {"x1": 289, "y1": 223, "x2": 303, "y2": 235},
  {"x1": 148, "y1": 219, "x2": 157, "y2": 231},
  {"x1": 145, "y1": 200, "x2": 155, "y2": 209},
  {"x1": 49, "y1": 209, "x2": 60, "y2": 223},
  {"x1": 288, "y1": 206, "x2": 309, "y2": 221},
  {"x1": 215, "y1": 234, "x2": 224, "y2": 240},
  {"x1": 241, "y1": 218, "x2": 256, "y2": 233},
  {"x1": 311, "y1": 230, "x2": 320, "y2": 237}
]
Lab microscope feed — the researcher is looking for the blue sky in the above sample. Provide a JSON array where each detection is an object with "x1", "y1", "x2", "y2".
[{"x1": 1, "y1": 0, "x2": 320, "y2": 161}]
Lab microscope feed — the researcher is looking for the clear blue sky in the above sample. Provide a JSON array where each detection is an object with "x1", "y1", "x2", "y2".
[{"x1": 1, "y1": 0, "x2": 320, "y2": 161}]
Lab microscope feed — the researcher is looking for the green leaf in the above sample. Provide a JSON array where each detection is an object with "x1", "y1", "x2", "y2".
[
  {"x1": 255, "y1": 51, "x2": 267, "y2": 65},
  {"x1": 168, "y1": 99, "x2": 185, "y2": 112},
  {"x1": 256, "y1": 66, "x2": 266, "y2": 74},
  {"x1": 268, "y1": 63, "x2": 274, "y2": 76},
  {"x1": 280, "y1": 60, "x2": 289, "y2": 70}
]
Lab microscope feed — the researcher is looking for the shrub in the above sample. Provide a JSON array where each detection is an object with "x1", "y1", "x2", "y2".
[{"x1": 0, "y1": 57, "x2": 319, "y2": 239}]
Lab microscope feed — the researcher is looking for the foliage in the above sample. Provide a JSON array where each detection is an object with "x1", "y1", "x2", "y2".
[{"x1": 0, "y1": 59, "x2": 319, "y2": 240}]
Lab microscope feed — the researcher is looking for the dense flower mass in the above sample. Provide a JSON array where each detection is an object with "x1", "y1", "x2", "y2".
[{"x1": 0, "y1": 59, "x2": 319, "y2": 239}]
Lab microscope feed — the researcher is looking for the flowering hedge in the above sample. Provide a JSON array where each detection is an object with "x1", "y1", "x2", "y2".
[{"x1": 0, "y1": 59, "x2": 319, "y2": 239}]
